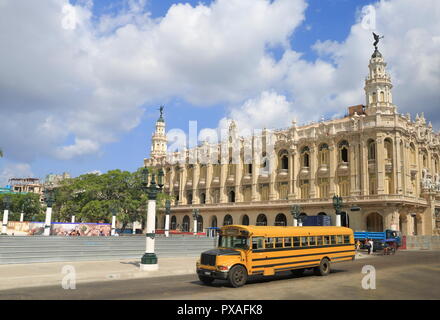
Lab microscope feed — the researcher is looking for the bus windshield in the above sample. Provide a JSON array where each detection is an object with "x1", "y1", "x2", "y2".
[{"x1": 218, "y1": 236, "x2": 249, "y2": 250}]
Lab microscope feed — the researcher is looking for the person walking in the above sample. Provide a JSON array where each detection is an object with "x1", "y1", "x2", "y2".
[{"x1": 368, "y1": 239, "x2": 374, "y2": 254}]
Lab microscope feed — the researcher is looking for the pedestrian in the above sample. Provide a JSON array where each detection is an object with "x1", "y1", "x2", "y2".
[
  {"x1": 356, "y1": 239, "x2": 361, "y2": 251},
  {"x1": 369, "y1": 239, "x2": 374, "y2": 254}
]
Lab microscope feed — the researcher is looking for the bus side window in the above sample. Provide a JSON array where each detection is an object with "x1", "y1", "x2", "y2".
[
  {"x1": 330, "y1": 235, "x2": 336, "y2": 244},
  {"x1": 293, "y1": 237, "x2": 300, "y2": 247},
  {"x1": 317, "y1": 236, "x2": 323, "y2": 246},
  {"x1": 337, "y1": 235, "x2": 343, "y2": 244},
  {"x1": 324, "y1": 236, "x2": 330, "y2": 245},
  {"x1": 343, "y1": 235, "x2": 350, "y2": 244},
  {"x1": 265, "y1": 237, "x2": 274, "y2": 249},
  {"x1": 284, "y1": 237, "x2": 292, "y2": 248},
  {"x1": 275, "y1": 237, "x2": 283, "y2": 248},
  {"x1": 252, "y1": 237, "x2": 264, "y2": 250},
  {"x1": 309, "y1": 236, "x2": 316, "y2": 246},
  {"x1": 301, "y1": 236, "x2": 308, "y2": 247}
]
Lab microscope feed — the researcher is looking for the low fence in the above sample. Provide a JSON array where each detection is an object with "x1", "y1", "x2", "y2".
[
  {"x1": 0, "y1": 236, "x2": 216, "y2": 264},
  {"x1": 404, "y1": 235, "x2": 440, "y2": 250}
]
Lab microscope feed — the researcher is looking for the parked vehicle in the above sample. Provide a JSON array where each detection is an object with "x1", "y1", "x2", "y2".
[{"x1": 354, "y1": 230, "x2": 401, "y2": 252}]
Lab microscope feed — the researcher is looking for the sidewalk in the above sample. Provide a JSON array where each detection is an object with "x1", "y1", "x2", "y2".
[{"x1": 0, "y1": 256, "x2": 199, "y2": 291}]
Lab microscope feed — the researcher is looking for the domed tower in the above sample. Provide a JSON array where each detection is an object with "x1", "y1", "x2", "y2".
[
  {"x1": 364, "y1": 33, "x2": 396, "y2": 115},
  {"x1": 150, "y1": 106, "x2": 167, "y2": 162}
]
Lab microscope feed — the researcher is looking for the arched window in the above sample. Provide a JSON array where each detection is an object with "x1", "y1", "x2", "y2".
[
  {"x1": 242, "y1": 215, "x2": 249, "y2": 226},
  {"x1": 256, "y1": 214, "x2": 267, "y2": 226},
  {"x1": 368, "y1": 140, "x2": 376, "y2": 161},
  {"x1": 182, "y1": 215, "x2": 190, "y2": 232},
  {"x1": 340, "y1": 212, "x2": 349, "y2": 228},
  {"x1": 301, "y1": 146, "x2": 310, "y2": 167},
  {"x1": 211, "y1": 216, "x2": 217, "y2": 228},
  {"x1": 338, "y1": 140, "x2": 349, "y2": 163},
  {"x1": 366, "y1": 212, "x2": 383, "y2": 232},
  {"x1": 410, "y1": 143, "x2": 416, "y2": 165},
  {"x1": 228, "y1": 190, "x2": 235, "y2": 203},
  {"x1": 279, "y1": 150, "x2": 289, "y2": 170},
  {"x1": 384, "y1": 138, "x2": 393, "y2": 160},
  {"x1": 318, "y1": 143, "x2": 329, "y2": 166},
  {"x1": 197, "y1": 215, "x2": 203, "y2": 232},
  {"x1": 200, "y1": 192, "x2": 206, "y2": 204},
  {"x1": 171, "y1": 215, "x2": 177, "y2": 230},
  {"x1": 275, "y1": 213, "x2": 287, "y2": 226},
  {"x1": 223, "y1": 214, "x2": 233, "y2": 226}
]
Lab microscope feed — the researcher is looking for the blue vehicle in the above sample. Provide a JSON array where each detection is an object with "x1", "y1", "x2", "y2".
[{"x1": 354, "y1": 229, "x2": 401, "y2": 252}]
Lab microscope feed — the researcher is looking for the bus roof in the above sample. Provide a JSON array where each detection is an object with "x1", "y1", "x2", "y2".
[{"x1": 221, "y1": 225, "x2": 353, "y2": 237}]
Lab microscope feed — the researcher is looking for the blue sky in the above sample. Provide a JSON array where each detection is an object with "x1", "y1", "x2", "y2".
[{"x1": 0, "y1": 0, "x2": 439, "y2": 184}]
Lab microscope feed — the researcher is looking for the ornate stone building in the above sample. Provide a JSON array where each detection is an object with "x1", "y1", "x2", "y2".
[{"x1": 144, "y1": 46, "x2": 440, "y2": 236}]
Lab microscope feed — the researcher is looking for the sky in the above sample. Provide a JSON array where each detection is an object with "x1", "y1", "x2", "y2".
[{"x1": 0, "y1": 0, "x2": 439, "y2": 184}]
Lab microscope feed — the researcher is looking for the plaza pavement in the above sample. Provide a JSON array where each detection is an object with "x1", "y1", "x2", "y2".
[{"x1": 0, "y1": 251, "x2": 375, "y2": 291}]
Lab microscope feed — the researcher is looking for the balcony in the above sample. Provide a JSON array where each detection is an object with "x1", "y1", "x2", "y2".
[
  {"x1": 227, "y1": 175, "x2": 235, "y2": 183},
  {"x1": 242, "y1": 174, "x2": 252, "y2": 184},
  {"x1": 337, "y1": 162, "x2": 349, "y2": 175},
  {"x1": 186, "y1": 180, "x2": 193, "y2": 187},
  {"x1": 317, "y1": 164, "x2": 329, "y2": 176},
  {"x1": 211, "y1": 176, "x2": 220, "y2": 185},
  {"x1": 199, "y1": 178, "x2": 206, "y2": 186},
  {"x1": 299, "y1": 167, "x2": 310, "y2": 177},
  {"x1": 277, "y1": 169, "x2": 288, "y2": 178}
]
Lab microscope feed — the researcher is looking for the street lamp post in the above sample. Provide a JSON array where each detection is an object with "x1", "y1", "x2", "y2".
[
  {"x1": 164, "y1": 199, "x2": 171, "y2": 237},
  {"x1": 290, "y1": 205, "x2": 301, "y2": 227},
  {"x1": 1, "y1": 195, "x2": 11, "y2": 235},
  {"x1": 71, "y1": 214, "x2": 75, "y2": 223},
  {"x1": 20, "y1": 203, "x2": 25, "y2": 223},
  {"x1": 44, "y1": 189, "x2": 55, "y2": 236},
  {"x1": 110, "y1": 206, "x2": 117, "y2": 236},
  {"x1": 333, "y1": 195, "x2": 343, "y2": 227},
  {"x1": 140, "y1": 167, "x2": 164, "y2": 271},
  {"x1": 192, "y1": 208, "x2": 200, "y2": 236}
]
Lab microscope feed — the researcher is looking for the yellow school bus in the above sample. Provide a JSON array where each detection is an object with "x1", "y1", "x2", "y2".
[{"x1": 196, "y1": 225, "x2": 355, "y2": 287}]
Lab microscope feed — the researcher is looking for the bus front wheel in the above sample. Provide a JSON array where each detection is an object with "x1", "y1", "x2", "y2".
[
  {"x1": 228, "y1": 265, "x2": 248, "y2": 288},
  {"x1": 314, "y1": 258, "x2": 330, "y2": 276}
]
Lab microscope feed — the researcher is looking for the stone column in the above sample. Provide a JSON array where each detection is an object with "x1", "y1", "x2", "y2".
[
  {"x1": 349, "y1": 142, "x2": 357, "y2": 196},
  {"x1": 293, "y1": 151, "x2": 300, "y2": 199},
  {"x1": 193, "y1": 163, "x2": 200, "y2": 204},
  {"x1": 220, "y1": 163, "x2": 227, "y2": 203},
  {"x1": 329, "y1": 143, "x2": 337, "y2": 197},
  {"x1": 43, "y1": 207, "x2": 52, "y2": 236},
  {"x1": 251, "y1": 148, "x2": 258, "y2": 201},
  {"x1": 169, "y1": 167, "x2": 175, "y2": 197},
  {"x1": 269, "y1": 153, "x2": 277, "y2": 200},
  {"x1": 206, "y1": 164, "x2": 212, "y2": 204},
  {"x1": 288, "y1": 149, "x2": 295, "y2": 199},
  {"x1": 309, "y1": 145, "x2": 317, "y2": 198},
  {"x1": 178, "y1": 167, "x2": 186, "y2": 205},
  {"x1": 235, "y1": 157, "x2": 243, "y2": 202},
  {"x1": 361, "y1": 140, "x2": 369, "y2": 196},
  {"x1": 395, "y1": 136, "x2": 402, "y2": 194},
  {"x1": 376, "y1": 135, "x2": 385, "y2": 194}
]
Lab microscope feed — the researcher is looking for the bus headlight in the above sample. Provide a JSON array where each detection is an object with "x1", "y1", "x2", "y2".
[{"x1": 217, "y1": 265, "x2": 230, "y2": 272}]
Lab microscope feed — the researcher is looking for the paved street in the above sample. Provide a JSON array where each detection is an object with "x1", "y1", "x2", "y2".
[{"x1": 0, "y1": 250, "x2": 439, "y2": 300}]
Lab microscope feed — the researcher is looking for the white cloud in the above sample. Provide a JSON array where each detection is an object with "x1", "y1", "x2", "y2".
[
  {"x1": 0, "y1": 0, "x2": 439, "y2": 173},
  {"x1": 0, "y1": 162, "x2": 34, "y2": 186}
]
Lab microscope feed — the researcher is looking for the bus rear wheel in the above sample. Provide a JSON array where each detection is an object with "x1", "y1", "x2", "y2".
[
  {"x1": 228, "y1": 265, "x2": 248, "y2": 288},
  {"x1": 198, "y1": 275, "x2": 215, "y2": 285},
  {"x1": 314, "y1": 258, "x2": 330, "y2": 276}
]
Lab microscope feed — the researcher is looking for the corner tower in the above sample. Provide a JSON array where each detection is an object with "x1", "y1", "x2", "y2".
[
  {"x1": 364, "y1": 33, "x2": 396, "y2": 115},
  {"x1": 150, "y1": 106, "x2": 167, "y2": 162}
]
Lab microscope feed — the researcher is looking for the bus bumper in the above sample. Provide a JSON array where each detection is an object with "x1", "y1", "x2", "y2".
[{"x1": 197, "y1": 268, "x2": 229, "y2": 280}]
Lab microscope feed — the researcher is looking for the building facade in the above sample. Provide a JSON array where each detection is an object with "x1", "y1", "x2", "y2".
[{"x1": 144, "y1": 46, "x2": 440, "y2": 236}]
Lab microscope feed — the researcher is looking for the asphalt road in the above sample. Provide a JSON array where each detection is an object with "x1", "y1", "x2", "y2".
[{"x1": 1, "y1": 250, "x2": 439, "y2": 300}]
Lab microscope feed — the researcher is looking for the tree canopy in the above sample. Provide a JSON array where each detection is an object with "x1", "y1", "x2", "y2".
[{"x1": 52, "y1": 168, "x2": 172, "y2": 231}]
